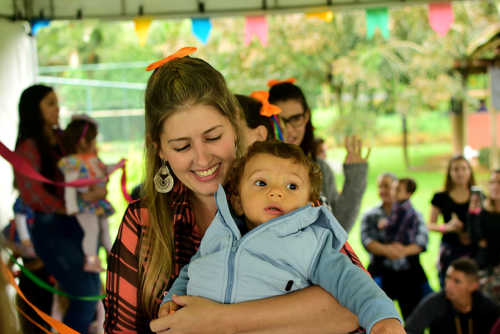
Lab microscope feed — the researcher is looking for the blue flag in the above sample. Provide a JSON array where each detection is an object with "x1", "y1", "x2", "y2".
[{"x1": 192, "y1": 18, "x2": 211, "y2": 44}]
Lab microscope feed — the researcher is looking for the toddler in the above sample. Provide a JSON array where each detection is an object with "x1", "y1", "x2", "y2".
[
  {"x1": 160, "y1": 141, "x2": 402, "y2": 333},
  {"x1": 58, "y1": 115, "x2": 113, "y2": 272}
]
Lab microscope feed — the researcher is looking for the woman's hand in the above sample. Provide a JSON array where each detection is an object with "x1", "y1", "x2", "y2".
[
  {"x1": 447, "y1": 213, "x2": 464, "y2": 233},
  {"x1": 344, "y1": 135, "x2": 371, "y2": 164},
  {"x1": 150, "y1": 295, "x2": 232, "y2": 334},
  {"x1": 371, "y1": 318, "x2": 406, "y2": 334},
  {"x1": 81, "y1": 185, "x2": 107, "y2": 202}
]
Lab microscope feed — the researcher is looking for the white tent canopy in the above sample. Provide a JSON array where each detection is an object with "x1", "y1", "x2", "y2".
[{"x1": 1, "y1": 0, "x2": 464, "y2": 21}]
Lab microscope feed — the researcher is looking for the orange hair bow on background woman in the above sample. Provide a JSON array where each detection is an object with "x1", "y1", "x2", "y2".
[
  {"x1": 146, "y1": 46, "x2": 197, "y2": 71},
  {"x1": 249, "y1": 91, "x2": 284, "y2": 141},
  {"x1": 250, "y1": 91, "x2": 281, "y2": 117},
  {"x1": 267, "y1": 77, "x2": 297, "y2": 88}
]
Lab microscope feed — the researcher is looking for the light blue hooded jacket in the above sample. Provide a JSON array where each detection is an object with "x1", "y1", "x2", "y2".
[{"x1": 165, "y1": 186, "x2": 401, "y2": 333}]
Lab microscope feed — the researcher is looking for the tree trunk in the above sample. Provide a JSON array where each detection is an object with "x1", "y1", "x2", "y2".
[{"x1": 402, "y1": 112, "x2": 410, "y2": 168}]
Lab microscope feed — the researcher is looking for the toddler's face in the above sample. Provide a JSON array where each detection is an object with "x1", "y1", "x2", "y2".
[
  {"x1": 238, "y1": 153, "x2": 311, "y2": 229},
  {"x1": 395, "y1": 181, "x2": 410, "y2": 202}
]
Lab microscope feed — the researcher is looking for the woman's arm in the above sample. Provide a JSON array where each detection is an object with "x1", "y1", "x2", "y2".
[
  {"x1": 104, "y1": 204, "x2": 145, "y2": 334},
  {"x1": 150, "y1": 286, "x2": 359, "y2": 334}
]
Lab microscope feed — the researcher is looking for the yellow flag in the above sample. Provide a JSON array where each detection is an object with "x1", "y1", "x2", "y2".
[
  {"x1": 133, "y1": 17, "x2": 152, "y2": 46},
  {"x1": 306, "y1": 11, "x2": 333, "y2": 22}
]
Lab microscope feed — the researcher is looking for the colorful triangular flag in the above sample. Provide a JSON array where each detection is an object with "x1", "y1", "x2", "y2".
[
  {"x1": 30, "y1": 19, "x2": 50, "y2": 36},
  {"x1": 428, "y1": 2, "x2": 454, "y2": 37},
  {"x1": 306, "y1": 11, "x2": 334, "y2": 22},
  {"x1": 245, "y1": 16, "x2": 268, "y2": 46},
  {"x1": 366, "y1": 8, "x2": 389, "y2": 40},
  {"x1": 192, "y1": 18, "x2": 212, "y2": 44},
  {"x1": 133, "y1": 16, "x2": 152, "y2": 46}
]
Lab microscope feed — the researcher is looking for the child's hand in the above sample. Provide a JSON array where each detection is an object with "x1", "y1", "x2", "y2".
[
  {"x1": 377, "y1": 218, "x2": 389, "y2": 230},
  {"x1": 158, "y1": 300, "x2": 179, "y2": 318},
  {"x1": 370, "y1": 318, "x2": 406, "y2": 333}
]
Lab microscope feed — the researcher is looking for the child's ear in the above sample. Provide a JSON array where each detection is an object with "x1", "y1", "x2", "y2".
[{"x1": 230, "y1": 193, "x2": 244, "y2": 216}]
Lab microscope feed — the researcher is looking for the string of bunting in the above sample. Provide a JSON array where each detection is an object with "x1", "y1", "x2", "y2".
[{"x1": 31, "y1": 3, "x2": 455, "y2": 40}]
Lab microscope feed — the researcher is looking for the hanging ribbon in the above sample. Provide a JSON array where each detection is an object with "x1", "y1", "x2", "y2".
[
  {"x1": 428, "y1": 2, "x2": 454, "y2": 37},
  {"x1": 7, "y1": 254, "x2": 105, "y2": 301},
  {"x1": 133, "y1": 16, "x2": 153, "y2": 46},
  {"x1": 365, "y1": 7, "x2": 389, "y2": 40},
  {"x1": 192, "y1": 18, "x2": 212, "y2": 44},
  {"x1": 245, "y1": 16, "x2": 268, "y2": 46},
  {"x1": 0, "y1": 141, "x2": 132, "y2": 203},
  {"x1": 1, "y1": 259, "x2": 79, "y2": 334}
]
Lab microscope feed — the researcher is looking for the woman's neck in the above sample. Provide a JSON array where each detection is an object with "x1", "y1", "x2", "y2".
[
  {"x1": 382, "y1": 201, "x2": 393, "y2": 215},
  {"x1": 449, "y1": 185, "x2": 470, "y2": 203},
  {"x1": 191, "y1": 193, "x2": 217, "y2": 236}
]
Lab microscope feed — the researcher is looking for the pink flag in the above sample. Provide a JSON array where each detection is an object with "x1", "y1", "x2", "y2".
[
  {"x1": 428, "y1": 2, "x2": 454, "y2": 37},
  {"x1": 245, "y1": 16, "x2": 268, "y2": 46}
]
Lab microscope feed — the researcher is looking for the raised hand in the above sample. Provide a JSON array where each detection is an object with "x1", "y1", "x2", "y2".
[{"x1": 344, "y1": 135, "x2": 371, "y2": 164}]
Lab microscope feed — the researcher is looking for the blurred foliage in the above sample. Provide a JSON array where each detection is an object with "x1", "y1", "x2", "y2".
[{"x1": 35, "y1": 1, "x2": 500, "y2": 141}]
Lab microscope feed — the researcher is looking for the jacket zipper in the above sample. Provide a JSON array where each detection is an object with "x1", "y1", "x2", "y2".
[{"x1": 224, "y1": 238, "x2": 239, "y2": 303}]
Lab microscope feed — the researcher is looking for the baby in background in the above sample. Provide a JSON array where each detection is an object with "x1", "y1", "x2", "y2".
[
  {"x1": 160, "y1": 141, "x2": 403, "y2": 333},
  {"x1": 58, "y1": 115, "x2": 114, "y2": 272}
]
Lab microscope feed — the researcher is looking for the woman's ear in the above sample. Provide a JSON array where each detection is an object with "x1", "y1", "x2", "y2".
[{"x1": 255, "y1": 125, "x2": 268, "y2": 142}]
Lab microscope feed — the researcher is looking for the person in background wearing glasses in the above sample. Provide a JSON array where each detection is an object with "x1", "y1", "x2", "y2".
[
  {"x1": 468, "y1": 169, "x2": 500, "y2": 305},
  {"x1": 268, "y1": 80, "x2": 369, "y2": 233}
]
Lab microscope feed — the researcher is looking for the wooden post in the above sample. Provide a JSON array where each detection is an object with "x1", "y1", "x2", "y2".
[
  {"x1": 490, "y1": 105, "x2": 499, "y2": 169},
  {"x1": 450, "y1": 97, "x2": 465, "y2": 156},
  {"x1": 490, "y1": 66, "x2": 499, "y2": 169}
]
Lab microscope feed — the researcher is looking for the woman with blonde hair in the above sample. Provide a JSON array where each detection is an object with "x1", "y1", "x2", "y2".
[{"x1": 105, "y1": 49, "x2": 398, "y2": 334}]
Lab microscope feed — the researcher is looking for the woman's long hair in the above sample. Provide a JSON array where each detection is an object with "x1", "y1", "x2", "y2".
[
  {"x1": 268, "y1": 82, "x2": 316, "y2": 160},
  {"x1": 141, "y1": 56, "x2": 243, "y2": 317},
  {"x1": 15, "y1": 85, "x2": 60, "y2": 194}
]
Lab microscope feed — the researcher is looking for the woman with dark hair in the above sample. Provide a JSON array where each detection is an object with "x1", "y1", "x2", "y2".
[
  {"x1": 428, "y1": 155, "x2": 476, "y2": 287},
  {"x1": 14, "y1": 84, "x2": 103, "y2": 333},
  {"x1": 268, "y1": 81, "x2": 368, "y2": 232},
  {"x1": 235, "y1": 94, "x2": 275, "y2": 145}
]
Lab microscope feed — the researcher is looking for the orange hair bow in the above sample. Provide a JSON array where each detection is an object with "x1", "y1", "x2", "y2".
[
  {"x1": 267, "y1": 78, "x2": 297, "y2": 88},
  {"x1": 250, "y1": 91, "x2": 281, "y2": 117},
  {"x1": 146, "y1": 46, "x2": 197, "y2": 71}
]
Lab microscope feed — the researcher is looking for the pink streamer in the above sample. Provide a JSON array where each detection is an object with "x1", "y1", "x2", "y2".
[
  {"x1": 0, "y1": 141, "x2": 132, "y2": 203},
  {"x1": 245, "y1": 16, "x2": 268, "y2": 46},
  {"x1": 428, "y1": 2, "x2": 454, "y2": 37}
]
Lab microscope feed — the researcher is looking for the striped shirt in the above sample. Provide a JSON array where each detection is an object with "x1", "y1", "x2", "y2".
[{"x1": 104, "y1": 185, "x2": 366, "y2": 333}]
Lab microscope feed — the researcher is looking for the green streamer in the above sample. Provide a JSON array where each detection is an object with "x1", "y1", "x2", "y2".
[{"x1": 9, "y1": 254, "x2": 105, "y2": 301}]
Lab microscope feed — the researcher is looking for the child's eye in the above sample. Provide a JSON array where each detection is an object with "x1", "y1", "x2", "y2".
[
  {"x1": 255, "y1": 180, "x2": 266, "y2": 187},
  {"x1": 174, "y1": 144, "x2": 190, "y2": 152},
  {"x1": 287, "y1": 183, "x2": 298, "y2": 190}
]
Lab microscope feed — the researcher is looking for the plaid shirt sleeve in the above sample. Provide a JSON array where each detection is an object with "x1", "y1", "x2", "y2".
[
  {"x1": 104, "y1": 202, "x2": 151, "y2": 334},
  {"x1": 14, "y1": 139, "x2": 65, "y2": 213}
]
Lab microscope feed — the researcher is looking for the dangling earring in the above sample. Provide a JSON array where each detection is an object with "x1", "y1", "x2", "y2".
[{"x1": 154, "y1": 159, "x2": 174, "y2": 193}]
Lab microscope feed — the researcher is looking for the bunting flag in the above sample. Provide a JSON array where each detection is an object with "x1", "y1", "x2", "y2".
[
  {"x1": 365, "y1": 7, "x2": 389, "y2": 40},
  {"x1": 30, "y1": 19, "x2": 51, "y2": 36},
  {"x1": 428, "y1": 2, "x2": 454, "y2": 37},
  {"x1": 191, "y1": 18, "x2": 212, "y2": 44},
  {"x1": 133, "y1": 16, "x2": 152, "y2": 46},
  {"x1": 306, "y1": 11, "x2": 334, "y2": 22},
  {"x1": 245, "y1": 16, "x2": 268, "y2": 46}
]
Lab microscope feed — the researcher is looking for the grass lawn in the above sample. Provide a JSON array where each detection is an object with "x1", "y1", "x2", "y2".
[{"x1": 100, "y1": 140, "x2": 490, "y2": 292}]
